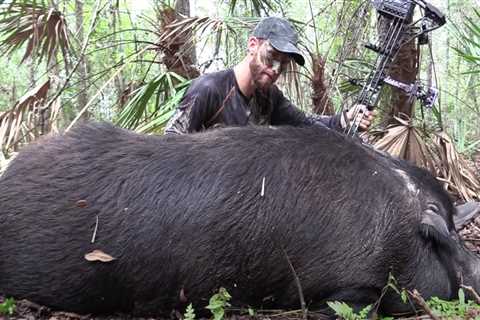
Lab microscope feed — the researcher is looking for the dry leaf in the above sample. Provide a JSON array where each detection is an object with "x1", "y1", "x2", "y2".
[
  {"x1": 371, "y1": 116, "x2": 480, "y2": 201},
  {"x1": 76, "y1": 200, "x2": 87, "y2": 208},
  {"x1": 84, "y1": 250, "x2": 116, "y2": 262},
  {"x1": 0, "y1": 78, "x2": 52, "y2": 154},
  {"x1": 433, "y1": 132, "x2": 480, "y2": 201}
]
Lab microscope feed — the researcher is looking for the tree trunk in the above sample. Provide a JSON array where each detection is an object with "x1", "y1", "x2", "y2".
[
  {"x1": 386, "y1": 37, "x2": 418, "y2": 121},
  {"x1": 29, "y1": 57, "x2": 36, "y2": 89},
  {"x1": 377, "y1": 13, "x2": 418, "y2": 124},
  {"x1": 158, "y1": 1, "x2": 199, "y2": 79},
  {"x1": 11, "y1": 82, "x2": 16, "y2": 107},
  {"x1": 311, "y1": 54, "x2": 334, "y2": 115},
  {"x1": 111, "y1": 1, "x2": 125, "y2": 101},
  {"x1": 175, "y1": 0, "x2": 197, "y2": 66},
  {"x1": 75, "y1": 0, "x2": 90, "y2": 120},
  {"x1": 443, "y1": 0, "x2": 450, "y2": 129}
]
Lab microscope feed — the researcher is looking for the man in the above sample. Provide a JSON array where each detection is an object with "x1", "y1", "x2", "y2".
[{"x1": 164, "y1": 16, "x2": 373, "y2": 135}]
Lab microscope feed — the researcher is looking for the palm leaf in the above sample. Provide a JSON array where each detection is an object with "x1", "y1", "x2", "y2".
[
  {"x1": 0, "y1": 78, "x2": 59, "y2": 156},
  {"x1": 434, "y1": 132, "x2": 480, "y2": 201},
  {"x1": 451, "y1": 9, "x2": 480, "y2": 73},
  {"x1": 115, "y1": 71, "x2": 190, "y2": 131},
  {"x1": 371, "y1": 117, "x2": 436, "y2": 174},
  {"x1": 136, "y1": 84, "x2": 190, "y2": 133},
  {"x1": 154, "y1": 15, "x2": 257, "y2": 69},
  {"x1": 371, "y1": 115, "x2": 480, "y2": 201},
  {"x1": 0, "y1": 1, "x2": 70, "y2": 65}
]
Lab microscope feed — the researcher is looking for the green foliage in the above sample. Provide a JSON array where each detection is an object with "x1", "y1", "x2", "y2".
[
  {"x1": 427, "y1": 289, "x2": 480, "y2": 318},
  {"x1": 452, "y1": 8, "x2": 480, "y2": 74},
  {"x1": 184, "y1": 303, "x2": 196, "y2": 320},
  {"x1": 115, "y1": 72, "x2": 190, "y2": 131},
  {"x1": 328, "y1": 288, "x2": 480, "y2": 319},
  {"x1": 327, "y1": 301, "x2": 372, "y2": 320},
  {"x1": 205, "y1": 287, "x2": 232, "y2": 320},
  {"x1": 454, "y1": 118, "x2": 480, "y2": 154},
  {"x1": 0, "y1": 0, "x2": 478, "y2": 154},
  {"x1": 327, "y1": 274, "x2": 402, "y2": 320},
  {"x1": 385, "y1": 272, "x2": 408, "y2": 304},
  {"x1": 0, "y1": 297, "x2": 15, "y2": 316}
]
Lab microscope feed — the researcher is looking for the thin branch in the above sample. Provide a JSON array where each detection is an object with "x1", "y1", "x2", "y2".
[
  {"x1": 407, "y1": 289, "x2": 441, "y2": 320},
  {"x1": 91, "y1": 215, "x2": 98, "y2": 243},
  {"x1": 66, "y1": 44, "x2": 151, "y2": 131},
  {"x1": 461, "y1": 285, "x2": 480, "y2": 304},
  {"x1": 43, "y1": 0, "x2": 106, "y2": 112},
  {"x1": 307, "y1": 0, "x2": 319, "y2": 54},
  {"x1": 282, "y1": 249, "x2": 307, "y2": 320}
]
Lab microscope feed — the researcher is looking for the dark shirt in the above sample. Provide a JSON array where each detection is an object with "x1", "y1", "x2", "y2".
[{"x1": 164, "y1": 68, "x2": 341, "y2": 134}]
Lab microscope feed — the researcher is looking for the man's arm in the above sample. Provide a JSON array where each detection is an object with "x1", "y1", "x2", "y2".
[
  {"x1": 269, "y1": 86, "x2": 374, "y2": 131},
  {"x1": 164, "y1": 80, "x2": 218, "y2": 135},
  {"x1": 269, "y1": 86, "x2": 343, "y2": 130}
]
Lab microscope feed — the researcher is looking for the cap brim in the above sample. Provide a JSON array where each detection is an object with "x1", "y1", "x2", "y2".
[{"x1": 269, "y1": 38, "x2": 305, "y2": 66}]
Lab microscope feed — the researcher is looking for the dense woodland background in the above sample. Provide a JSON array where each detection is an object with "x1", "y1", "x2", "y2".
[{"x1": 0, "y1": 0, "x2": 479, "y2": 201}]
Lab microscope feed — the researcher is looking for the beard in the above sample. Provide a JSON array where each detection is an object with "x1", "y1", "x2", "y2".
[{"x1": 249, "y1": 56, "x2": 274, "y2": 93}]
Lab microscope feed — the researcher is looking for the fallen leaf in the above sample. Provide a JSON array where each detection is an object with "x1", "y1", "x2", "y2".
[
  {"x1": 76, "y1": 200, "x2": 88, "y2": 208},
  {"x1": 84, "y1": 250, "x2": 116, "y2": 262}
]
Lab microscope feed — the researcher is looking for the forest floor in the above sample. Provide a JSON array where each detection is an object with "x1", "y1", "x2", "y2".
[{"x1": 2, "y1": 158, "x2": 480, "y2": 320}]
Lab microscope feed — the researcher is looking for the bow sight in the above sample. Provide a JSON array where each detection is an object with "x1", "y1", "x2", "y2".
[{"x1": 346, "y1": 0, "x2": 446, "y2": 136}]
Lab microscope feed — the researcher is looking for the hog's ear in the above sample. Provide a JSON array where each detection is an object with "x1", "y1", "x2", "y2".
[
  {"x1": 454, "y1": 202, "x2": 480, "y2": 231},
  {"x1": 420, "y1": 207, "x2": 450, "y2": 244}
]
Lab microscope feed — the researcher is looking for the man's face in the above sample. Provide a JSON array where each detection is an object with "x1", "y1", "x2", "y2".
[{"x1": 249, "y1": 39, "x2": 292, "y2": 92}]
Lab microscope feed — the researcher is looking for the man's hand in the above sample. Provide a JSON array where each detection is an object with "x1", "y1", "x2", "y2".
[{"x1": 342, "y1": 104, "x2": 375, "y2": 131}]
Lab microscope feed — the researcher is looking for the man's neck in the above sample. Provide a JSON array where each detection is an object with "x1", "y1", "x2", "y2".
[{"x1": 233, "y1": 58, "x2": 255, "y2": 98}]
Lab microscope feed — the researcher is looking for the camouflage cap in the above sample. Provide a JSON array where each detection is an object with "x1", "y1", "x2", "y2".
[{"x1": 252, "y1": 17, "x2": 305, "y2": 66}]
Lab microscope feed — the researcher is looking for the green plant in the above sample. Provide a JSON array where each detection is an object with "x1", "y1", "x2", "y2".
[
  {"x1": 427, "y1": 289, "x2": 480, "y2": 318},
  {"x1": 452, "y1": 8, "x2": 480, "y2": 75},
  {"x1": 205, "y1": 287, "x2": 232, "y2": 320},
  {"x1": 115, "y1": 72, "x2": 190, "y2": 131},
  {"x1": 327, "y1": 301, "x2": 371, "y2": 320},
  {"x1": 0, "y1": 297, "x2": 15, "y2": 316},
  {"x1": 327, "y1": 273, "x2": 407, "y2": 319},
  {"x1": 384, "y1": 272, "x2": 408, "y2": 304},
  {"x1": 183, "y1": 303, "x2": 196, "y2": 320}
]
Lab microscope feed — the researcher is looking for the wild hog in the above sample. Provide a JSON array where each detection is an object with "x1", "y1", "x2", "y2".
[{"x1": 0, "y1": 122, "x2": 478, "y2": 316}]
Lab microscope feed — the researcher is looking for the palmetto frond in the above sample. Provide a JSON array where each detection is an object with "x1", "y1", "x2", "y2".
[
  {"x1": 371, "y1": 116, "x2": 480, "y2": 201},
  {"x1": 372, "y1": 115, "x2": 436, "y2": 172},
  {"x1": 153, "y1": 14, "x2": 258, "y2": 70},
  {"x1": 434, "y1": 132, "x2": 480, "y2": 202},
  {"x1": 0, "y1": 1, "x2": 70, "y2": 65},
  {"x1": 0, "y1": 78, "x2": 60, "y2": 157},
  {"x1": 115, "y1": 71, "x2": 190, "y2": 132}
]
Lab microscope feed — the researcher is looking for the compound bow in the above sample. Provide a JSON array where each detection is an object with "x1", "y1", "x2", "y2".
[{"x1": 346, "y1": 0, "x2": 446, "y2": 136}]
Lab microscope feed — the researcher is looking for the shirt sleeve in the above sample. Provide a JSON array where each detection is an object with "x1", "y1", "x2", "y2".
[
  {"x1": 164, "y1": 80, "x2": 219, "y2": 135},
  {"x1": 269, "y1": 86, "x2": 343, "y2": 131}
]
